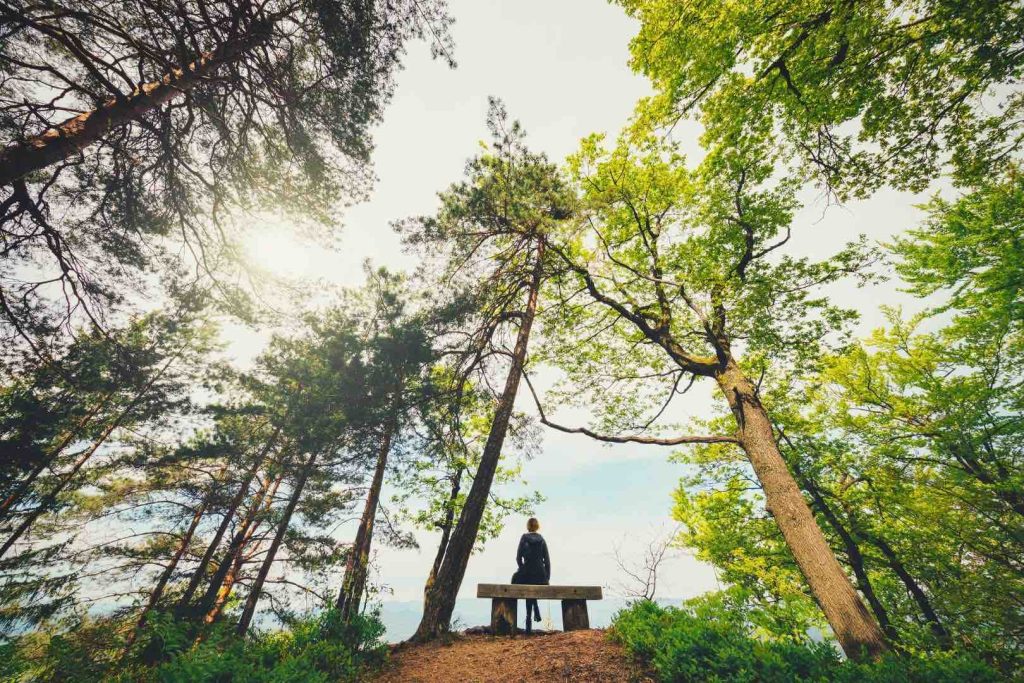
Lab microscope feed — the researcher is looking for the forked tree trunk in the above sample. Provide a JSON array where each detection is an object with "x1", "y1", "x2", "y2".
[
  {"x1": 337, "y1": 423, "x2": 395, "y2": 620},
  {"x1": 199, "y1": 475, "x2": 283, "y2": 635},
  {"x1": 204, "y1": 524, "x2": 263, "y2": 625},
  {"x1": 236, "y1": 450, "x2": 319, "y2": 636},
  {"x1": 176, "y1": 427, "x2": 281, "y2": 612},
  {"x1": 0, "y1": 22, "x2": 272, "y2": 188},
  {"x1": 0, "y1": 354, "x2": 178, "y2": 559},
  {"x1": 194, "y1": 469, "x2": 283, "y2": 620},
  {"x1": 413, "y1": 242, "x2": 544, "y2": 642},
  {"x1": 121, "y1": 461, "x2": 228, "y2": 657},
  {"x1": 714, "y1": 360, "x2": 889, "y2": 659},
  {"x1": 424, "y1": 465, "x2": 463, "y2": 602}
]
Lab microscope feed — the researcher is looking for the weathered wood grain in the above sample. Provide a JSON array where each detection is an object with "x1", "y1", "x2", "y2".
[{"x1": 477, "y1": 584, "x2": 603, "y2": 600}]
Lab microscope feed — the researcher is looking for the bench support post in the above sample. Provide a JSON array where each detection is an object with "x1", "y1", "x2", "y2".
[
  {"x1": 561, "y1": 599, "x2": 589, "y2": 631},
  {"x1": 491, "y1": 598, "x2": 517, "y2": 636}
]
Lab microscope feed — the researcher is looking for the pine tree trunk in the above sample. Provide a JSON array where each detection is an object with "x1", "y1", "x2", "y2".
[
  {"x1": 194, "y1": 469, "x2": 283, "y2": 620},
  {"x1": 0, "y1": 354, "x2": 177, "y2": 558},
  {"x1": 236, "y1": 450, "x2": 318, "y2": 636},
  {"x1": 337, "y1": 423, "x2": 395, "y2": 620},
  {"x1": 0, "y1": 22, "x2": 273, "y2": 188},
  {"x1": 198, "y1": 478, "x2": 282, "y2": 634},
  {"x1": 177, "y1": 427, "x2": 281, "y2": 612},
  {"x1": 203, "y1": 533, "x2": 255, "y2": 624},
  {"x1": 424, "y1": 465, "x2": 463, "y2": 602},
  {"x1": 412, "y1": 242, "x2": 544, "y2": 642},
  {"x1": 714, "y1": 360, "x2": 889, "y2": 660}
]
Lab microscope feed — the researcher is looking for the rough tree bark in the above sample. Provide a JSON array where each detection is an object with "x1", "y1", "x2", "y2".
[
  {"x1": 412, "y1": 241, "x2": 544, "y2": 642},
  {"x1": 715, "y1": 360, "x2": 890, "y2": 659},
  {"x1": 0, "y1": 22, "x2": 273, "y2": 188},
  {"x1": 337, "y1": 422, "x2": 395, "y2": 620},
  {"x1": 236, "y1": 450, "x2": 319, "y2": 636},
  {"x1": 795, "y1": 465, "x2": 896, "y2": 641}
]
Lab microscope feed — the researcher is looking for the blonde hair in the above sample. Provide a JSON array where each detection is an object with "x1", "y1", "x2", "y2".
[{"x1": 527, "y1": 517, "x2": 540, "y2": 532}]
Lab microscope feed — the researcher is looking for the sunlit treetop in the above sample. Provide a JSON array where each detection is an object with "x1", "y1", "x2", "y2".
[
  {"x1": 618, "y1": 0, "x2": 1024, "y2": 197},
  {"x1": 0, "y1": 0, "x2": 453, "y2": 340}
]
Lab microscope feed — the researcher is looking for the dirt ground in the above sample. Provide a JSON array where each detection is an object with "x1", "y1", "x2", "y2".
[{"x1": 372, "y1": 629, "x2": 654, "y2": 683}]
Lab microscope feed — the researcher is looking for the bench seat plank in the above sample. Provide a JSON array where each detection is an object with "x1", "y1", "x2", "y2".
[{"x1": 477, "y1": 584, "x2": 602, "y2": 600}]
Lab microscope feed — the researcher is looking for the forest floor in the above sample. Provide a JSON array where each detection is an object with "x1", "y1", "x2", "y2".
[{"x1": 371, "y1": 628, "x2": 655, "y2": 683}]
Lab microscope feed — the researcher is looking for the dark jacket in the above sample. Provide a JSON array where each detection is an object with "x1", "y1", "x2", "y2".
[{"x1": 513, "y1": 532, "x2": 550, "y2": 585}]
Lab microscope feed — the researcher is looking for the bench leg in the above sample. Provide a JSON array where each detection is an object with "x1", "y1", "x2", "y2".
[
  {"x1": 561, "y1": 599, "x2": 589, "y2": 631},
  {"x1": 491, "y1": 598, "x2": 517, "y2": 636}
]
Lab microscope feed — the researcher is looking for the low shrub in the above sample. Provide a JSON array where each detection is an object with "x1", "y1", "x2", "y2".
[
  {"x1": 1, "y1": 608, "x2": 387, "y2": 683},
  {"x1": 610, "y1": 596, "x2": 1007, "y2": 683},
  {"x1": 142, "y1": 608, "x2": 387, "y2": 683}
]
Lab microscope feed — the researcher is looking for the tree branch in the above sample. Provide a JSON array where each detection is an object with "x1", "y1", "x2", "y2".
[{"x1": 522, "y1": 370, "x2": 739, "y2": 446}]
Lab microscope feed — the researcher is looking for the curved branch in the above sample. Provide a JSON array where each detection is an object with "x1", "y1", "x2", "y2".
[{"x1": 522, "y1": 370, "x2": 739, "y2": 446}]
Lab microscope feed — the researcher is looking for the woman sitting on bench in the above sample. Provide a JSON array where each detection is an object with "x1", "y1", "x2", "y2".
[{"x1": 512, "y1": 517, "x2": 550, "y2": 631}]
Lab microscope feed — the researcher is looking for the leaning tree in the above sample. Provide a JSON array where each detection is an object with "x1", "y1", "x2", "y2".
[
  {"x1": 0, "y1": 0, "x2": 453, "y2": 342},
  {"x1": 403, "y1": 101, "x2": 571, "y2": 641},
  {"x1": 537, "y1": 132, "x2": 889, "y2": 658}
]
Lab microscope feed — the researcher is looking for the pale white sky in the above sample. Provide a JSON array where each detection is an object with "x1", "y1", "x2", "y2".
[{"x1": 232, "y1": 0, "x2": 941, "y2": 609}]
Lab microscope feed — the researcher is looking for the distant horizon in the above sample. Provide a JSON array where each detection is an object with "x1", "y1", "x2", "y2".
[{"x1": 372, "y1": 596, "x2": 687, "y2": 643}]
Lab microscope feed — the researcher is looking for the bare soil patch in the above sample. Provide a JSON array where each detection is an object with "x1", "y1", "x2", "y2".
[{"x1": 372, "y1": 628, "x2": 654, "y2": 683}]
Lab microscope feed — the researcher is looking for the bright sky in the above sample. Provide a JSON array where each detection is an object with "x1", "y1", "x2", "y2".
[{"x1": 234, "y1": 0, "x2": 942, "y2": 607}]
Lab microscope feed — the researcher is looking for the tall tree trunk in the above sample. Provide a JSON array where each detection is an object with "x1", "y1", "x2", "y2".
[
  {"x1": 413, "y1": 242, "x2": 544, "y2": 642},
  {"x1": 121, "y1": 460, "x2": 228, "y2": 658},
  {"x1": 0, "y1": 392, "x2": 112, "y2": 518},
  {"x1": 176, "y1": 427, "x2": 281, "y2": 612},
  {"x1": 795, "y1": 465, "x2": 896, "y2": 641},
  {"x1": 863, "y1": 529, "x2": 951, "y2": 646},
  {"x1": 424, "y1": 465, "x2": 463, "y2": 604},
  {"x1": 236, "y1": 450, "x2": 319, "y2": 637},
  {"x1": 203, "y1": 525, "x2": 260, "y2": 625},
  {"x1": 193, "y1": 468, "x2": 283, "y2": 620},
  {"x1": 0, "y1": 354, "x2": 177, "y2": 558},
  {"x1": 337, "y1": 422, "x2": 395, "y2": 620},
  {"x1": 0, "y1": 23, "x2": 272, "y2": 188},
  {"x1": 714, "y1": 360, "x2": 889, "y2": 659},
  {"x1": 202, "y1": 473, "x2": 285, "y2": 625}
]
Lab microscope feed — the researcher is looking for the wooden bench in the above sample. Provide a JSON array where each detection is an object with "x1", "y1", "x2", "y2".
[{"x1": 477, "y1": 584, "x2": 603, "y2": 635}]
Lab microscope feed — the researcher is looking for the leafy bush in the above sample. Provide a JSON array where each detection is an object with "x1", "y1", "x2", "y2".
[
  {"x1": 141, "y1": 609, "x2": 386, "y2": 683},
  {"x1": 610, "y1": 595, "x2": 1007, "y2": 683},
  {"x1": 0, "y1": 609, "x2": 387, "y2": 682}
]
